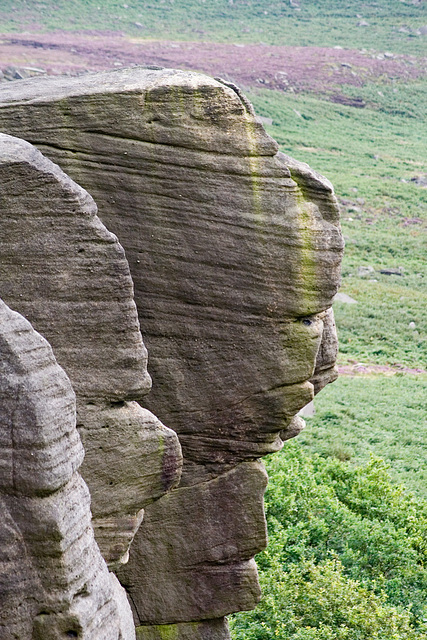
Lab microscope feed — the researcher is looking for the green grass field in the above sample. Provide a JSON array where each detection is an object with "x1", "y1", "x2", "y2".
[
  {"x1": 300, "y1": 375, "x2": 427, "y2": 496},
  {"x1": 1, "y1": 0, "x2": 426, "y2": 56}
]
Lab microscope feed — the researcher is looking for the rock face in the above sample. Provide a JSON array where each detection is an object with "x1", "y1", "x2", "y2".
[
  {"x1": 0, "y1": 133, "x2": 182, "y2": 567},
  {"x1": 0, "y1": 298, "x2": 135, "y2": 640},
  {"x1": 0, "y1": 70, "x2": 343, "y2": 638}
]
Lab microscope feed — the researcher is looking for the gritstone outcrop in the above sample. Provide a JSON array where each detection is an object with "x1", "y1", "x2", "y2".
[
  {"x1": 0, "y1": 69, "x2": 343, "y2": 639},
  {"x1": 0, "y1": 298, "x2": 136, "y2": 639},
  {"x1": 0, "y1": 133, "x2": 182, "y2": 569}
]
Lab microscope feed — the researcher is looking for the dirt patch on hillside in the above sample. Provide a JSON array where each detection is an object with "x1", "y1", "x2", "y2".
[
  {"x1": 338, "y1": 362, "x2": 426, "y2": 376},
  {"x1": 1, "y1": 31, "x2": 424, "y2": 99}
]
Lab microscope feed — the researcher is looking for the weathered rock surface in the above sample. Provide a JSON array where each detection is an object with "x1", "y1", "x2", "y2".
[
  {"x1": 310, "y1": 307, "x2": 339, "y2": 395},
  {"x1": 0, "y1": 299, "x2": 135, "y2": 639},
  {"x1": 0, "y1": 133, "x2": 182, "y2": 566},
  {"x1": 0, "y1": 69, "x2": 343, "y2": 630},
  {"x1": 118, "y1": 460, "x2": 267, "y2": 624},
  {"x1": 135, "y1": 619, "x2": 230, "y2": 640}
]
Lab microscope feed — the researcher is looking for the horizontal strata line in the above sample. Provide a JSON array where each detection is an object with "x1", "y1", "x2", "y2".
[
  {"x1": 68, "y1": 157, "x2": 296, "y2": 183},
  {"x1": 3, "y1": 433, "x2": 80, "y2": 453},
  {"x1": 167, "y1": 382, "x2": 312, "y2": 418},
  {"x1": 32, "y1": 131, "x2": 275, "y2": 161}
]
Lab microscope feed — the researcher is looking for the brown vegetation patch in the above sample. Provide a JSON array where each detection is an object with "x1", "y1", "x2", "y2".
[{"x1": 0, "y1": 31, "x2": 424, "y2": 97}]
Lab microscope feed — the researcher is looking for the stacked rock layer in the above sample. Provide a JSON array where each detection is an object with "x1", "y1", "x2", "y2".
[
  {"x1": 0, "y1": 133, "x2": 182, "y2": 568},
  {"x1": 0, "y1": 69, "x2": 343, "y2": 640},
  {"x1": 0, "y1": 299, "x2": 136, "y2": 640}
]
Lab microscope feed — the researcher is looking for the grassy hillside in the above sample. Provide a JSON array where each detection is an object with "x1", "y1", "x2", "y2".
[
  {"x1": 300, "y1": 375, "x2": 427, "y2": 496},
  {"x1": 1, "y1": 0, "x2": 426, "y2": 55}
]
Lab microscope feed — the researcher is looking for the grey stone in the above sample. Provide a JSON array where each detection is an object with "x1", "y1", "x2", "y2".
[
  {"x1": 0, "y1": 133, "x2": 182, "y2": 566},
  {"x1": 0, "y1": 299, "x2": 135, "y2": 640},
  {"x1": 334, "y1": 292, "x2": 358, "y2": 304},
  {"x1": 0, "y1": 70, "x2": 343, "y2": 625},
  {"x1": 281, "y1": 414, "x2": 306, "y2": 441},
  {"x1": 0, "y1": 70, "x2": 343, "y2": 463},
  {"x1": 117, "y1": 461, "x2": 268, "y2": 623},
  {"x1": 379, "y1": 267, "x2": 403, "y2": 276},
  {"x1": 135, "y1": 619, "x2": 230, "y2": 640},
  {"x1": 310, "y1": 308, "x2": 339, "y2": 395},
  {"x1": 357, "y1": 265, "x2": 375, "y2": 277}
]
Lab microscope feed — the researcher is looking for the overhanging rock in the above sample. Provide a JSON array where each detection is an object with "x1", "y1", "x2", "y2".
[{"x1": 0, "y1": 69, "x2": 343, "y2": 638}]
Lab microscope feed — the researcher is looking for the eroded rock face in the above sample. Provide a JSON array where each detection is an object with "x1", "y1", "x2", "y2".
[
  {"x1": 0, "y1": 299, "x2": 135, "y2": 640},
  {"x1": 135, "y1": 619, "x2": 231, "y2": 640},
  {"x1": 0, "y1": 70, "x2": 343, "y2": 635},
  {"x1": 120, "y1": 461, "x2": 268, "y2": 625},
  {"x1": 0, "y1": 133, "x2": 182, "y2": 566}
]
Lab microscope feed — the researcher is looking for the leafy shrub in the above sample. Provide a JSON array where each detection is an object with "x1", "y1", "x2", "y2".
[{"x1": 230, "y1": 443, "x2": 427, "y2": 639}]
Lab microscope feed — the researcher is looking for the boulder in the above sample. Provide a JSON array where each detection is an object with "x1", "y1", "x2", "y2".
[
  {"x1": 0, "y1": 133, "x2": 182, "y2": 565},
  {"x1": 0, "y1": 299, "x2": 135, "y2": 639},
  {"x1": 0, "y1": 69, "x2": 343, "y2": 628},
  {"x1": 118, "y1": 461, "x2": 268, "y2": 623},
  {"x1": 135, "y1": 619, "x2": 230, "y2": 640}
]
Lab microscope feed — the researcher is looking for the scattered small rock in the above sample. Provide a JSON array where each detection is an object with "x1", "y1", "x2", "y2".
[
  {"x1": 334, "y1": 292, "x2": 358, "y2": 304},
  {"x1": 411, "y1": 174, "x2": 427, "y2": 187},
  {"x1": 409, "y1": 321, "x2": 416, "y2": 330},
  {"x1": 357, "y1": 265, "x2": 375, "y2": 277},
  {"x1": 357, "y1": 20, "x2": 369, "y2": 27}
]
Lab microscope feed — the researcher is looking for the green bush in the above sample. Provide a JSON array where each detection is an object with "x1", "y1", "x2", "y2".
[{"x1": 230, "y1": 443, "x2": 427, "y2": 639}]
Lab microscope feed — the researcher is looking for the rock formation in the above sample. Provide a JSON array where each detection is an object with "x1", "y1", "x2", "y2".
[
  {"x1": 0, "y1": 69, "x2": 343, "y2": 639},
  {"x1": 0, "y1": 298, "x2": 136, "y2": 639},
  {"x1": 0, "y1": 133, "x2": 182, "y2": 568}
]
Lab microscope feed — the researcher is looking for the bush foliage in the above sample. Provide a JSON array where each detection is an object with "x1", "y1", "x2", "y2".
[{"x1": 230, "y1": 443, "x2": 427, "y2": 639}]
